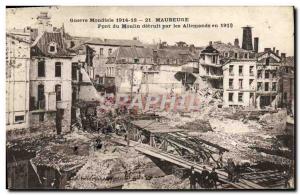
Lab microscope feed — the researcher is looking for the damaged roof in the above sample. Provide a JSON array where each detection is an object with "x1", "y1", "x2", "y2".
[
  {"x1": 282, "y1": 56, "x2": 294, "y2": 67},
  {"x1": 31, "y1": 31, "x2": 71, "y2": 58},
  {"x1": 211, "y1": 41, "x2": 250, "y2": 53},
  {"x1": 110, "y1": 46, "x2": 153, "y2": 59}
]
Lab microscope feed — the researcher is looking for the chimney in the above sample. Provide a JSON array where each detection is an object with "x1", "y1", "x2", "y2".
[
  {"x1": 273, "y1": 47, "x2": 276, "y2": 53},
  {"x1": 264, "y1": 48, "x2": 271, "y2": 52},
  {"x1": 234, "y1": 38, "x2": 239, "y2": 48},
  {"x1": 254, "y1": 37, "x2": 259, "y2": 53},
  {"x1": 276, "y1": 50, "x2": 279, "y2": 56},
  {"x1": 242, "y1": 26, "x2": 253, "y2": 50},
  {"x1": 209, "y1": 41, "x2": 212, "y2": 46}
]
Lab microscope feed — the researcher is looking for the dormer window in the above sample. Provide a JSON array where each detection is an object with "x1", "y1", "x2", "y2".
[{"x1": 48, "y1": 42, "x2": 57, "y2": 54}]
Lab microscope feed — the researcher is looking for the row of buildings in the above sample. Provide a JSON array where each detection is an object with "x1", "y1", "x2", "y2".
[{"x1": 6, "y1": 12, "x2": 294, "y2": 136}]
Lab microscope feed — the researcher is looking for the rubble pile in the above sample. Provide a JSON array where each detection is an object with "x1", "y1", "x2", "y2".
[{"x1": 67, "y1": 147, "x2": 165, "y2": 189}]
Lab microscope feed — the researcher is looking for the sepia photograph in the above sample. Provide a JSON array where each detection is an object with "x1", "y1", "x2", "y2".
[{"x1": 5, "y1": 6, "x2": 295, "y2": 190}]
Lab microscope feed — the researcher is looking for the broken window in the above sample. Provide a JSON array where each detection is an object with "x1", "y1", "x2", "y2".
[
  {"x1": 265, "y1": 82, "x2": 269, "y2": 91},
  {"x1": 249, "y1": 66, "x2": 254, "y2": 76},
  {"x1": 228, "y1": 93, "x2": 233, "y2": 102},
  {"x1": 249, "y1": 79, "x2": 254, "y2": 89},
  {"x1": 55, "y1": 62, "x2": 62, "y2": 77},
  {"x1": 55, "y1": 84, "x2": 62, "y2": 101},
  {"x1": 272, "y1": 82, "x2": 277, "y2": 91},
  {"x1": 229, "y1": 65, "x2": 234, "y2": 75},
  {"x1": 265, "y1": 70, "x2": 270, "y2": 79},
  {"x1": 99, "y1": 48, "x2": 103, "y2": 56},
  {"x1": 206, "y1": 67, "x2": 209, "y2": 75},
  {"x1": 239, "y1": 79, "x2": 243, "y2": 89},
  {"x1": 257, "y1": 69, "x2": 262, "y2": 78},
  {"x1": 38, "y1": 60, "x2": 45, "y2": 77},
  {"x1": 271, "y1": 70, "x2": 277, "y2": 78},
  {"x1": 257, "y1": 82, "x2": 262, "y2": 91},
  {"x1": 238, "y1": 93, "x2": 243, "y2": 102},
  {"x1": 229, "y1": 79, "x2": 233, "y2": 89}
]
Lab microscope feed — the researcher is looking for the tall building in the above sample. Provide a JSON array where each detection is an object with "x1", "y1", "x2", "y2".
[
  {"x1": 28, "y1": 12, "x2": 74, "y2": 134},
  {"x1": 256, "y1": 48, "x2": 281, "y2": 109},
  {"x1": 6, "y1": 32, "x2": 31, "y2": 132}
]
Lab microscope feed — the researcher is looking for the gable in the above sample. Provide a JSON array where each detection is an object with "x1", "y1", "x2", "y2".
[{"x1": 257, "y1": 52, "x2": 281, "y2": 64}]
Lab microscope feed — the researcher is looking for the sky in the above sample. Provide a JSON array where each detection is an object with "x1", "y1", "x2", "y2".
[{"x1": 6, "y1": 6, "x2": 294, "y2": 56}]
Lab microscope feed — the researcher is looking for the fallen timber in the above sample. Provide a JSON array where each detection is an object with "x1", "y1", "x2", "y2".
[{"x1": 111, "y1": 136, "x2": 264, "y2": 189}]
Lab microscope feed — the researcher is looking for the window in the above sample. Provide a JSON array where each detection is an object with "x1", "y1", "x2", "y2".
[
  {"x1": 239, "y1": 79, "x2": 243, "y2": 89},
  {"x1": 212, "y1": 55, "x2": 216, "y2": 64},
  {"x1": 257, "y1": 70, "x2": 262, "y2": 78},
  {"x1": 284, "y1": 92, "x2": 287, "y2": 101},
  {"x1": 48, "y1": 42, "x2": 57, "y2": 53},
  {"x1": 224, "y1": 52, "x2": 229, "y2": 58},
  {"x1": 72, "y1": 63, "x2": 78, "y2": 80},
  {"x1": 266, "y1": 57, "x2": 270, "y2": 65},
  {"x1": 206, "y1": 67, "x2": 209, "y2": 75},
  {"x1": 55, "y1": 62, "x2": 62, "y2": 77},
  {"x1": 249, "y1": 79, "x2": 254, "y2": 89},
  {"x1": 55, "y1": 85, "x2": 62, "y2": 101},
  {"x1": 229, "y1": 79, "x2": 233, "y2": 89},
  {"x1": 39, "y1": 113, "x2": 44, "y2": 122},
  {"x1": 49, "y1": 46, "x2": 55, "y2": 52},
  {"x1": 239, "y1": 66, "x2": 243, "y2": 76},
  {"x1": 257, "y1": 82, "x2": 262, "y2": 91},
  {"x1": 244, "y1": 53, "x2": 248, "y2": 59},
  {"x1": 265, "y1": 82, "x2": 269, "y2": 91},
  {"x1": 234, "y1": 53, "x2": 238, "y2": 59},
  {"x1": 228, "y1": 93, "x2": 233, "y2": 102},
  {"x1": 272, "y1": 82, "x2": 277, "y2": 91},
  {"x1": 265, "y1": 70, "x2": 270, "y2": 79},
  {"x1": 134, "y1": 58, "x2": 139, "y2": 64},
  {"x1": 38, "y1": 60, "x2": 45, "y2": 77},
  {"x1": 229, "y1": 65, "x2": 234, "y2": 75},
  {"x1": 238, "y1": 93, "x2": 243, "y2": 102},
  {"x1": 249, "y1": 66, "x2": 254, "y2": 76},
  {"x1": 271, "y1": 71, "x2": 277, "y2": 78},
  {"x1": 100, "y1": 48, "x2": 103, "y2": 56},
  {"x1": 15, "y1": 115, "x2": 24, "y2": 123},
  {"x1": 108, "y1": 48, "x2": 112, "y2": 55}
]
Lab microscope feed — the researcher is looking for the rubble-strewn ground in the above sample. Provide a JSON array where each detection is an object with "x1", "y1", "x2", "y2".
[{"x1": 7, "y1": 89, "x2": 294, "y2": 189}]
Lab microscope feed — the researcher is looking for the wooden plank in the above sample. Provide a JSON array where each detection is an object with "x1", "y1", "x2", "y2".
[{"x1": 110, "y1": 136, "x2": 264, "y2": 189}]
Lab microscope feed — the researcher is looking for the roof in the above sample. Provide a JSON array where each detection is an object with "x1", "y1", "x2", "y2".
[
  {"x1": 6, "y1": 33, "x2": 31, "y2": 44},
  {"x1": 157, "y1": 48, "x2": 194, "y2": 61},
  {"x1": 211, "y1": 41, "x2": 250, "y2": 53},
  {"x1": 84, "y1": 38, "x2": 144, "y2": 47},
  {"x1": 31, "y1": 31, "x2": 71, "y2": 58},
  {"x1": 201, "y1": 45, "x2": 219, "y2": 54},
  {"x1": 282, "y1": 56, "x2": 294, "y2": 67},
  {"x1": 110, "y1": 46, "x2": 153, "y2": 59}
]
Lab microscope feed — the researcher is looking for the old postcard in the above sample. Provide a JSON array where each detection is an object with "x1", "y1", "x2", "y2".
[{"x1": 6, "y1": 6, "x2": 295, "y2": 190}]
